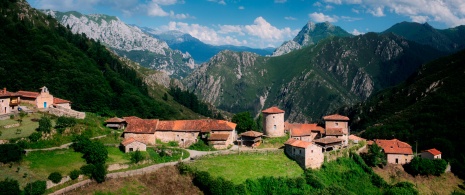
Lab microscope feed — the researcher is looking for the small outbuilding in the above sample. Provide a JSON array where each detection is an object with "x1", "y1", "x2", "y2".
[
  {"x1": 348, "y1": 135, "x2": 366, "y2": 144},
  {"x1": 238, "y1": 130, "x2": 263, "y2": 147},
  {"x1": 420, "y1": 148, "x2": 442, "y2": 160},
  {"x1": 121, "y1": 137, "x2": 146, "y2": 153},
  {"x1": 105, "y1": 117, "x2": 127, "y2": 130}
]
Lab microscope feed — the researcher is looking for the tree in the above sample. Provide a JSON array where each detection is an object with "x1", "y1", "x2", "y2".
[
  {"x1": 0, "y1": 178, "x2": 21, "y2": 195},
  {"x1": 82, "y1": 141, "x2": 108, "y2": 165},
  {"x1": 28, "y1": 132, "x2": 42, "y2": 142},
  {"x1": 37, "y1": 116, "x2": 52, "y2": 133},
  {"x1": 130, "y1": 150, "x2": 144, "y2": 164},
  {"x1": 0, "y1": 144, "x2": 23, "y2": 163},
  {"x1": 362, "y1": 143, "x2": 386, "y2": 167},
  {"x1": 24, "y1": 180, "x2": 46, "y2": 195},
  {"x1": 232, "y1": 111, "x2": 257, "y2": 134},
  {"x1": 255, "y1": 113, "x2": 264, "y2": 132},
  {"x1": 48, "y1": 172, "x2": 62, "y2": 184},
  {"x1": 92, "y1": 163, "x2": 107, "y2": 183},
  {"x1": 69, "y1": 169, "x2": 80, "y2": 180}
]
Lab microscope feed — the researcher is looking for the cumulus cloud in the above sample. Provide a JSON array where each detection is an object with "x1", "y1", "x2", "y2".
[
  {"x1": 309, "y1": 12, "x2": 338, "y2": 22},
  {"x1": 244, "y1": 17, "x2": 294, "y2": 42},
  {"x1": 351, "y1": 29, "x2": 364, "y2": 35},
  {"x1": 238, "y1": 6, "x2": 245, "y2": 10},
  {"x1": 324, "y1": 0, "x2": 465, "y2": 27},
  {"x1": 147, "y1": 2, "x2": 169, "y2": 16}
]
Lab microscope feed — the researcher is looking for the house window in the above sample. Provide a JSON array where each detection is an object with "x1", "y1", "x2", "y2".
[
  {"x1": 129, "y1": 148, "x2": 133, "y2": 152},
  {"x1": 395, "y1": 158, "x2": 399, "y2": 164},
  {"x1": 273, "y1": 125, "x2": 276, "y2": 130},
  {"x1": 293, "y1": 148, "x2": 295, "y2": 153},
  {"x1": 335, "y1": 122, "x2": 339, "y2": 126},
  {"x1": 273, "y1": 116, "x2": 275, "y2": 118},
  {"x1": 192, "y1": 133, "x2": 195, "y2": 136},
  {"x1": 311, "y1": 150, "x2": 313, "y2": 153}
]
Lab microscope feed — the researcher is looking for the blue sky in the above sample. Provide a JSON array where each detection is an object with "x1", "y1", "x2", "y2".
[{"x1": 28, "y1": 0, "x2": 465, "y2": 48}]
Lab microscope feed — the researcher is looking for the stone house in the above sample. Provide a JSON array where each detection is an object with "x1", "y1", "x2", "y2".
[
  {"x1": 238, "y1": 130, "x2": 263, "y2": 147},
  {"x1": 419, "y1": 148, "x2": 442, "y2": 160},
  {"x1": 375, "y1": 139, "x2": 414, "y2": 165},
  {"x1": 121, "y1": 137, "x2": 146, "y2": 153},
  {"x1": 16, "y1": 86, "x2": 72, "y2": 109},
  {"x1": 323, "y1": 114, "x2": 350, "y2": 147},
  {"x1": 349, "y1": 134, "x2": 366, "y2": 144},
  {"x1": 123, "y1": 117, "x2": 237, "y2": 149},
  {"x1": 262, "y1": 106, "x2": 285, "y2": 137},
  {"x1": 104, "y1": 117, "x2": 127, "y2": 130},
  {"x1": 287, "y1": 123, "x2": 324, "y2": 142},
  {"x1": 0, "y1": 88, "x2": 20, "y2": 115},
  {"x1": 284, "y1": 138, "x2": 324, "y2": 169}
]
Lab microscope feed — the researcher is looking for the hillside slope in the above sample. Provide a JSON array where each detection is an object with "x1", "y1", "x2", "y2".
[
  {"x1": 341, "y1": 49, "x2": 465, "y2": 178},
  {"x1": 0, "y1": 0, "x2": 197, "y2": 119},
  {"x1": 184, "y1": 33, "x2": 443, "y2": 122}
]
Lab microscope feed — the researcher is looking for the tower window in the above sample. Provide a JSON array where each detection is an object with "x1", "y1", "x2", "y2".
[{"x1": 274, "y1": 125, "x2": 276, "y2": 130}]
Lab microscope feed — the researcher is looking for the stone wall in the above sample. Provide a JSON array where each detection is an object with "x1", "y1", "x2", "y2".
[
  {"x1": 48, "y1": 106, "x2": 85, "y2": 119},
  {"x1": 124, "y1": 133, "x2": 156, "y2": 145},
  {"x1": 387, "y1": 153, "x2": 413, "y2": 165},
  {"x1": 263, "y1": 113, "x2": 285, "y2": 137},
  {"x1": 155, "y1": 131, "x2": 199, "y2": 147},
  {"x1": 125, "y1": 141, "x2": 147, "y2": 153}
]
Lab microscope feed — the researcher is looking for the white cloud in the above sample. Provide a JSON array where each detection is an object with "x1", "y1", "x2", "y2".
[
  {"x1": 151, "y1": 0, "x2": 177, "y2": 5},
  {"x1": 351, "y1": 8, "x2": 359, "y2": 14},
  {"x1": 325, "y1": 0, "x2": 465, "y2": 27},
  {"x1": 169, "y1": 11, "x2": 192, "y2": 19},
  {"x1": 309, "y1": 12, "x2": 338, "y2": 22},
  {"x1": 244, "y1": 17, "x2": 294, "y2": 42},
  {"x1": 238, "y1": 6, "x2": 245, "y2": 10},
  {"x1": 313, "y1": 2, "x2": 322, "y2": 7},
  {"x1": 219, "y1": 25, "x2": 244, "y2": 35},
  {"x1": 284, "y1": 16, "x2": 297, "y2": 20},
  {"x1": 351, "y1": 29, "x2": 364, "y2": 35},
  {"x1": 208, "y1": 0, "x2": 226, "y2": 5},
  {"x1": 147, "y1": 2, "x2": 169, "y2": 16},
  {"x1": 340, "y1": 16, "x2": 362, "y2": 22},
  {"x1": 275, "y1": 0, "x2": 287, "y2": 3}
]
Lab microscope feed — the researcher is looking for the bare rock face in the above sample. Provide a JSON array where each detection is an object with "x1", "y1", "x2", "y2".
[{"x1": 44, "y1": 10, "x2": 195, "y2": 79}]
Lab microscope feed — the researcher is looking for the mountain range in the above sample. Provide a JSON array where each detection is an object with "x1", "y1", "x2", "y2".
[
  {"x1": 141, "y1": 28, "x2": 274, "y2": 63},
  {"x1": 42, "y1": 10, "x2": 195, "y2": 79}
]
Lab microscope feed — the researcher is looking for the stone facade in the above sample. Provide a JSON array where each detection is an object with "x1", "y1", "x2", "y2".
[
  {"x1": 124, "y1": 133, "x2": 156, "y2": 145},
  {"x1": 324, "y1": 114, "x2": 350, "y2": 147},
  {"x1": 387, "y1": 154, "x2": 413, "y2": 165},
  {"x1": 419, "y1": 148, "x2": 442, "y2": 160},
  {"x1": 262, "y1": 107, "x2": 285, "y2": 137},
  {"x1": 124, "y1": 140, "x2": 147, "y2": 153},
  {"x1": 0, "y1": 97, "x2": 10, "y2": 114},
  {"x1": 155, "y1": 131, "x2": 199, "y2": 147},
  {"x1": 35, "y1": 86, "x2": 54, "y2": 109},
  {"x1": 284, "y1": 139, "x2": 324, "y2": 169}
]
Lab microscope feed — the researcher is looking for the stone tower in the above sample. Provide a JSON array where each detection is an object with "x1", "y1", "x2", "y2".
[
  {"x1": 323, "y1": 114, "x2": 350, "y2": 146},
  {"x1": 262, "y1": 106, "x2": 285, "y2": 137}
]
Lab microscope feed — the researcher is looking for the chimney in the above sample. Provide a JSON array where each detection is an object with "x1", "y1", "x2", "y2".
[{"x1": 3, "y1": 88, "x2": 5, "y2": 94}]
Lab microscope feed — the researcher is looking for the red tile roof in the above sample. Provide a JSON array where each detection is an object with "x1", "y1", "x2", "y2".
[
  {"x1": 349, "y1": 135, "x2": 366, "y2": 141},
  {"x1": 423, "y1": 148, "x2": 441, "y2": 156},
  {"x1": 325, "y1": 128, "x2": 344, "y2": 136},
  {"x1": 323, "y1": 114, "x2": 349, "y2": 121},
  {"x1": 0, "y1": 88, "x2": 19, "y2": 98},
  {"x1": 284, "y1": 138, "x2": 312, "y2": 148},
  {"x1": 288, "y1": 123, "x2": 324, "y2": 136},
  {"x1": 53, "y1": 97, "x2": 71, "y2": 104},
  {"x1": 124, "y1": 119, "x2": 159, "y2": 134},
  {"x1": 240, "y1": 131, "x2": 263, "y2": 137},
  {"x1": 121, "y1": 137, "x2": 145, "y2": 146},
  {"x1": 16, "y1": 91, "x2": 39, "y2": 98},
  {"x1": 375, "y1": 139, "x2": 413, "y2": 155},
  {"x1": 208, "y1": 133, "x2": 230, "y2": 141},
  {"x1": 105, "y1": 117, "x2": 126, "y2": 123},
  {"x1": 314, "y1": 137, "x2": 344, "y2": 145},
  {"x1": 262, "y1": 106, "x2": 285, "y2": 114}
]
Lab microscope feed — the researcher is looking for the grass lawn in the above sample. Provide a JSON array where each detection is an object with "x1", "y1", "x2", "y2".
[
  {"x1": 106, "y1": 146, "x2": 131, "y2": 164},
  {"x1": 24, "y1": 149, "x2": 86, "y2": 179},
  {"x1": 258, "y1": 135, "x2": 289, "y2": 148},
  {"x1": 0, "y1": 113, "x2": 42, "y2": 139},
  {"x1": 188, "y1": 151, "x2": 303, "y2": 184}
]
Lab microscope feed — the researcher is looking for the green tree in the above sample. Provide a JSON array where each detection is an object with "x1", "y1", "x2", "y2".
[
  {"x1": 24, "y1": 180, "x2": 46, "y2": 195},
  {"x1": 362, "y1": 143, "x2": 386, "y2": 167},
  {"x1": 92, "y1": 163, "x2": 107, "y2": 183},
  {"x1": 232, "y1": 111, "x2": 257, "y2": 134},
  {"x1": 255, "y1": 113, "x2": 264, "y2": 132},
  {"x1": 0, "y1": 178, "x2": 21, "y2": 195},
  {"x1": 82, "y1": 141, "x2": 108, "y2": 165},
  {"x1": 0, "y1": 144, "x2": 23, "y2": 163},
  {"x1": 69, "y1": 169, "x2": 81, "y2": 180},
  {"x1": 48, "y1": 172, "x2": 62, "y2": 184},
  {"x1": 130, "y1": 150, "x2": 144, "y2": 164},
  {"x1": 28, "y1": 132, "x2": 42, "y2": 142},
  {"x1": 37, "y1": 117, "x2": 52, "y2": 133}
]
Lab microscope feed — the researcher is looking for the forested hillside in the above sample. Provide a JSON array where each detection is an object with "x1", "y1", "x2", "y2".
[
  {"x1": 340, "y1": 49, "x2": 465, "y2": 178},
  {"x1": 0, "y1": 0, "x2": 193, "y2": 119}
]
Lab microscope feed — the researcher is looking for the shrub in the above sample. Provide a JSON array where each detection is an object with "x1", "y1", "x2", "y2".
[
  {"x1": 92, "y1": 163, "x2": 107, "y2": 183},
  {"x1": 405, "y1": 157, "x2": 448, "y2": 176},
  {"x1": 71, "y1": 135, "x2": 92, "y2": 153},
  {"x1": 48, "y1": 172, "x2": 62, "y2": 184},
  {"x1": 130, "y1": 150, "x2": 144, "y2": 164},
  {"x1": 82, "y1": 141, "x2": 108, "y2": 164},
  {"x1": 168, "y1": 141, "x2": 179, "y2": 147},
  {"x1": 37, "y1": 117, "x2": 52, "y2": 133},
  {"x1": 28, "y1": 132, "x2": 42, "y2": 142},
  {"x1": 188, "y1": 139, "x2": 215, "y2": 151},
  {"x1": 0, "y1": 178, "x2": 21, "y2": 195},
  {"x1": 70, "y1": 169, "x2": 81, "y2": 180},
  {"x1": 80, "y1": 164, "x2": 95, "y2": 177},
  {"x1": 24, "y1": 180, "x2": 46, "y2": 195},
  {"x1": 0, "y1": 144, "x2": 24, "y2": 163}
]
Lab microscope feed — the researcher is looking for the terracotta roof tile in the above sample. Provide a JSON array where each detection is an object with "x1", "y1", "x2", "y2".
[
  {"x1": 105, "y1": 117, "x2": 126, "y2": 123},
  {"x1": 208, "y1": 133, "x2": 230, "y2": 141},
  {"x1": 0, "y1": 88, "x2": 19, "y2": 97},
  {"x1": 284, "y1": 138, "x2": 312, "y2": 148},
  {"x1": 288, "y1": 123, "x2": 324, "y2": 136},
  {"x1": 240, "y1": 131, "x2": 263, "y2": 137},
  {"x1": 314, "y1": 137, "x2": 344, "y2": 144},
  {"x1": 325, "y1": 128, "x2": 344, "y2": 136},
  {"x1": 375, "y1": 139, "x2": 413, "y2": 155},
  {"x1": 157, "y1": 119, "x2": 236, "y2": 132},
  {"x1": 121, "y1": 137, "x2": 135, "y2": 146},
  {"x1": 262, "y1": 106, "x2": 285, "y2": 114},
  {"x1": 16, "y1": 91, "x2": 40, "y2": 98},
  {"x1": 423, "y1": 148, "x2": 441, "y2": 156},
  {"x1": 323, "y1": 114, "x2": 349, "y2": 121},
  {"x1": 349, "y1": 135, "x2": 366, "y2": 141},
  {"x1": 53, "y1": 97, "x2": 71, "y2": 104},
  {"x1": 124, "y1": 119, "x2": 159, "y2": 134}
]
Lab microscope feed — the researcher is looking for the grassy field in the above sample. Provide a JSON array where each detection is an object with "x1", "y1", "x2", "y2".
[
  {"x1": 24, "y1": 149, "x2": 86, "y2": 179},
  {"x1": 258, "y1": 135, "x2": 289, "y2": 148},
  {"x1": 0, "y1": 113, "x2": 43, "y2": 139},
  {"x1": 106, "y1": 146, "x2": 131, "y2": 164},
  {"x1": 187, "y1": 151, "x2": 303, "y2": 184}
]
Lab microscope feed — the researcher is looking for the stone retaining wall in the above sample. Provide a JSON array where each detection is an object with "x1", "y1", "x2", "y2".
[{"x1": 48, "y1": 106, "x2": 85, "y2": 119}]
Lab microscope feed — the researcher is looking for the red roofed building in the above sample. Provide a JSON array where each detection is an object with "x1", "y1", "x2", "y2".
[
  {"x1": 287, "y1": 123, "x2": 323, "y2": 142},
  {"x1": 262, "y1": 106, "x2": 285, "y2": 137},
  {"x1": 323, "y1": 114, "x2": 350, "y2": 147},
  {"x1": 105, "y1": 117, "x2": 127, "y2": 130},
  {"x1": 284, "y1": 138, "x2": 324, "y2": 169},
  {"x1": 375, "y1": 139, "x2": 414, "y2": 165},
  {"x1": 238, "y1": 130, "x2": 263, "y2": 147},
  {"x1": 420, "y1": 148, "x2": 442, "y2": 160},
  {"x1": 0, "y1": 88, "x2": 20, "y2": 115},
  {"x1": 121, "y1": 137, "x2": 146, "y2": 153},
  {"x1": 123, "y1": 118, "x2": 237, "y2": 148}
]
